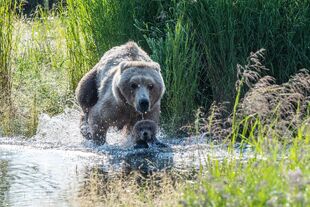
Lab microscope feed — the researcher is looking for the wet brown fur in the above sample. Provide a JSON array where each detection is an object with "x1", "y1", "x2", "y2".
[{"x1": 75, "y1": 42, "x2": 165, "y2": 144}]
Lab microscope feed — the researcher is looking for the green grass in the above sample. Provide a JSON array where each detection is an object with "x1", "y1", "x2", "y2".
[
  {"x1": 146, "y1": 18, "x2": 201, "y2": 132},
  {"x1": 185, "y1": 0, "x2": 310, "y2": 103},
  {"x1": 1, "y1": 0, "x2": 310, "y2": 133},
  {"x1": 0, "y1": 7, "x2": 71, "y2": 136},
  {"x1": 0, "y1": 0, "x2": 16, "y2": 135},
  {"x1": 65, "y1": 0, "x2": 161, "y2": 90},
  {"x1": 181, "y1": 117, "x2": 310, "y2": 207},
  {"x1": 179, "y1": 50, "x2": 310, "y2": 206},
  {"x1": 0, "y1": 0, "x2": 14, "y2": 95}
]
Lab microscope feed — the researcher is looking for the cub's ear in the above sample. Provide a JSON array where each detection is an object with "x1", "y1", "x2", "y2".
[{"x1": 119, "y1": 61, "x2": 161, "y2": 73}]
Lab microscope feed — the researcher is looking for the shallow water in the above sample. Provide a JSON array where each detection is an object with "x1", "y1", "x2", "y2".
[{"x1": 0, "y1": 109, "x2": 253, "y2": 206}]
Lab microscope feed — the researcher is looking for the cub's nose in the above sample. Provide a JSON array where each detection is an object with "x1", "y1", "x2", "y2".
[{"x1": 138, "y1": 98, "x2": 149, "y2": 113}]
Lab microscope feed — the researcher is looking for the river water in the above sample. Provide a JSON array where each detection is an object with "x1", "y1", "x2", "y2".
[{"x1": 0, "y1": 109, "x2": 253, "y2": 206}]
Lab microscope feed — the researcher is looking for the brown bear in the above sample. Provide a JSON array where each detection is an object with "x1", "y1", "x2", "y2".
[
  {"x1": 75, "y1": 42, "x2": 165, "y2": 145},
  {"x1": 130, "y1": 119, "x2": 167, "y2": 149}
]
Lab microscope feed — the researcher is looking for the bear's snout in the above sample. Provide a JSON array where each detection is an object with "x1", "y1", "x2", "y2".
[{"x1": 138, "y1": 98, "x2": 149, "y2": 113}]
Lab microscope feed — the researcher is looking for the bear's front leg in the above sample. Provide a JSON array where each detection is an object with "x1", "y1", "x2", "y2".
[
  {"x1": 88, "y1": 107, "x2": 109, "y2": 145},
  {"x1": 80, "y1": 112, "x2": 92, "y2": 140},
  {"x1": 91, "y1": 124, "x2": 108, "y2": 145}
]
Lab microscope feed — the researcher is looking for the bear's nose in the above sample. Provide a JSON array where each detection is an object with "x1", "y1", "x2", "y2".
[
  {"x1": 139, "y1": 98, "x2": 149, "y2": 113},
  {"x1": 143, "y1": 131, "x2": 148, "y2": 138}
]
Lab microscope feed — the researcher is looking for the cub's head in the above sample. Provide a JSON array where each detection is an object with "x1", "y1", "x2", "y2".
[
  {"x1": 113, "y1": 61, "x2": 165, "y2": 114},
  {"x1": 132, "y1": 120, "x2": 158, "y2": 143}
]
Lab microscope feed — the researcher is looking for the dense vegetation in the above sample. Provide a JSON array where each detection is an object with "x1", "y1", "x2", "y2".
[
  {"x1": 1, "y1": 0, "x2": 309, "y2": 134},
  {"x1": 0, "y1": 1, "x2": 309, "y2": 206},
  {"x1": 65, "y1": 0, "x2": 310, "y2": 131}
]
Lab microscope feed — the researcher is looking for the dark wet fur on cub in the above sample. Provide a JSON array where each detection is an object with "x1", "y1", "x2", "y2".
[{"x1": 131, "y1": 120, "x2": 167, "y2": 149}]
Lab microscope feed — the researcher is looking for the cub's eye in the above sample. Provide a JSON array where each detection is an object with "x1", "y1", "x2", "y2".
[
  {"x1": 148, "y1": 84, "x2": 153, "y2": 90},
  {"x1": 131, "y1": 83, "x2": 138, "y2": 89}
]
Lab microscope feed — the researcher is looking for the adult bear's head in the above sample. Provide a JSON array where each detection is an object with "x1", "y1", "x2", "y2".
[{"x1": 112, "y1": 61, "x2": 165, "y2": 114}]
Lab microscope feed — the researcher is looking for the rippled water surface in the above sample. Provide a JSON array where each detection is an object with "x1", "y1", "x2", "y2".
[{"x1": 0, "y1": 109, "x2": 253, "y2": 206}]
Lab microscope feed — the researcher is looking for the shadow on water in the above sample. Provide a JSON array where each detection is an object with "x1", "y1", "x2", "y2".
[{"x1": 0, "y1": 109, "x2": 253, "y2": 206}]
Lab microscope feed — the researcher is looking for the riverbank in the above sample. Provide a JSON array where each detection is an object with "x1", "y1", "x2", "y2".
[{"x1": 0, "y1": 108, "x2": 309, "y2": 206}]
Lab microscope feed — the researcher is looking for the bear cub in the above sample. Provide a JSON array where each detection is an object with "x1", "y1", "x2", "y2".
[{"x1": 131, "y1": 120, "x2": 167, "y2": 149}]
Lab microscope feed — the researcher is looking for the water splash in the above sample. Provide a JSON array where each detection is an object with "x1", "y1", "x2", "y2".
[
  {"x1": 0, "y1": 109, "x2": 254, "y2": 206},
  {"x1": 0, "y1": 108, "x2": 255, "y2": 171}
]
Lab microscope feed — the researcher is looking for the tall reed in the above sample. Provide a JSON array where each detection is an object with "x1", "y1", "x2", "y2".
[
  {"x1": 0, "y1": 0, "x2": 16, "y2": 134},
  {"x1": 0, "y1": 0, "x2": 15, "y2": 105},
  {"x1": 184, "y1": 0, "x2": 310, "y2": 103},
  {"x1": 147, "y1": 18, "x2": 201, "y2": 131},
  {"x1": 65, "y1": 0, "x2": 161, "y2": 90},
  {"x1": 0, "y1": 6, "x2": 70, "y2": 136}
]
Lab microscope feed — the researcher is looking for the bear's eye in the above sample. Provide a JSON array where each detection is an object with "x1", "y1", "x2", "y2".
[
  {"x1": 148, "y1": 84, "x2": 153, "y2": 90},
  {"x1": 131, "y1": 83, "x2": 138, "y2": 89}
]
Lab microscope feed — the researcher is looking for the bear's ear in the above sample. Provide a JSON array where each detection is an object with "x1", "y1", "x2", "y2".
[
  {"x1": 152, "y1": 62, "x2": 161, "y2": 72},
  {"x1": 119, "y1": 61, "x2": 161, "y2": 73},
  {"x1": 119, "y1": 61, "x2": 131, "y2": 73}
]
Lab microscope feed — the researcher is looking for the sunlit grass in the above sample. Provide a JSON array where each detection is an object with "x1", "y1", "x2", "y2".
[
  {"x1": 181, "y1": 121, "x2": 310, "y2": 207},
  {"x1": 0, "y1": 8, "x2": 71, "y2": 136},
  {"x1": 65, "y1": 0, "x2": 154, "y2": 91},
  {"x1": 0, "y1": 0, "x2": 16, "y2": 135}
]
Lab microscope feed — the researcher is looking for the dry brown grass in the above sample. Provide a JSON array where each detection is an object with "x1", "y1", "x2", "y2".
[
  {"x1": 69, "y1": 169, "x2": 187, "y2": 207},
  {"x1": 188, "y1": 49, "x2": 310, "y2": 141}
]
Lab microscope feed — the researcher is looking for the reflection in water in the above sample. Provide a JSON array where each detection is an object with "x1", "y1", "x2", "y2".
[{"x1": 0, "y1": 109, "x2": 253, "y2": 206}]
